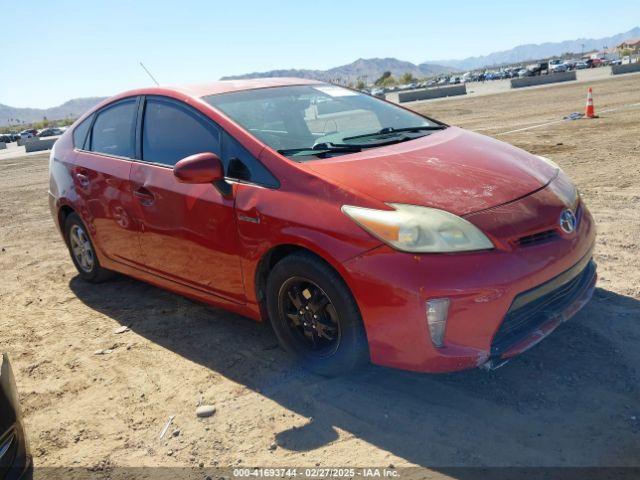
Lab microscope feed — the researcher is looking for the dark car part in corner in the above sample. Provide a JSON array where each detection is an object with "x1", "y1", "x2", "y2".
[{"x1": 0, "y1": 354, "x2": 31, "y2": 480}]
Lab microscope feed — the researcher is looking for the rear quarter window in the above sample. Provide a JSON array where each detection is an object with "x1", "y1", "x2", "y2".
[
  {"x1": 89, "y1": 99, "x2": 137, "y2": 158},
  {"x1": 72, "y1": 115, "x2": 93, "y2": 149}
]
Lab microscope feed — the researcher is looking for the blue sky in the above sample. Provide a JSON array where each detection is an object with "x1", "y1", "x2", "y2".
[{"x1": 2, "y1": 0, "x2": 638, "y2": 108}]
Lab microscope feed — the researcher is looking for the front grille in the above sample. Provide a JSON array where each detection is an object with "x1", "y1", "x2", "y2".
[
  {"x1": 515, "y1": 229, "x2": 559, "y2": 247},
  {"x1": 491, "y1": 258, "x2": 596, "y2": 357},
  {"x1": 513, "y1": 202, "x2": 583, "y2": 249}
]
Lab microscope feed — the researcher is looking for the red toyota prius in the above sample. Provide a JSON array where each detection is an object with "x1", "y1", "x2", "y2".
[{"x1": 49, "y1": 78, "x2": 596, "y2": 376}]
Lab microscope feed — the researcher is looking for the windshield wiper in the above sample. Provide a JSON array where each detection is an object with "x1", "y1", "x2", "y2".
[
  {"x1": 277, "y1": 142, "x2": 362, "y2": 156},
  {"x1": 342, "y1": 125, "x2": 446, "y2": 141}
]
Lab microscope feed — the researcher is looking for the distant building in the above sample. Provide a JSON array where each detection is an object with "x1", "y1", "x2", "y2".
[
  {"x1": 589, "y1": 47, "x2": 619, "y2": 61},
  {"x1": 617, "y1": 38, "x2": 640, "y2": 55}
]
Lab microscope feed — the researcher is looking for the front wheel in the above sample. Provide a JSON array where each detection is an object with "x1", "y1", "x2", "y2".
[{"x1": 266, "y1": 252, "x2": 369, "y2": 376}]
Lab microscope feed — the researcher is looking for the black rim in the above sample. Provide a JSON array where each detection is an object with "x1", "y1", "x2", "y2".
[{"x1": 278, "y1": 277, "x2": 341, "y2": 357}]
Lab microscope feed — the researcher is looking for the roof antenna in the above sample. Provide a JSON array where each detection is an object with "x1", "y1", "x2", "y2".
[{"x1": 139, "y1": 61, "x2": 160, "y2": 86}]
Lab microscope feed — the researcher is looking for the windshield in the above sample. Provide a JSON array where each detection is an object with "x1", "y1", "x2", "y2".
[{"x1": 203, "y1": 85, "x2": 443, "y2": 159}]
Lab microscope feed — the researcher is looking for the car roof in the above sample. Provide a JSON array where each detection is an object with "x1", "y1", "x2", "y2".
[
  {"x1": 78, "y1": 77, "x2": 330, "y2": 123},
  {"x1": 160, "y1": 77, "x2": 323, "y2": 98}
]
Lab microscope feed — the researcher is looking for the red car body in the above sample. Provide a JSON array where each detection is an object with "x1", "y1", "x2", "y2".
[{"x1": 49, "y1": 78, "x2": 596, "y2": 373}]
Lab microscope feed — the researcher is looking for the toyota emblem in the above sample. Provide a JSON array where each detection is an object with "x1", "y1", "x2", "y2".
[{"x1": 559, "y1": 209, "x2": 577, "y2": 234}]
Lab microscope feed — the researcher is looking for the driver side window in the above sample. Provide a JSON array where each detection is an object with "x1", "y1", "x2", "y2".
[{"x1": 142, "y1": 97, "x2": 221, "y2": 166}]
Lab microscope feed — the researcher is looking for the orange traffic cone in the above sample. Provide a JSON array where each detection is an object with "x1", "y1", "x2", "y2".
[{"x1": 585, "y1": 87, "x2": 597, "y2": 118}]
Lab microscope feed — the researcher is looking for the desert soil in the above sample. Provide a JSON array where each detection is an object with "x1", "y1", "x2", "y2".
[{"x1": 1, "y1": 74, "x2": 639, "y2": 478}]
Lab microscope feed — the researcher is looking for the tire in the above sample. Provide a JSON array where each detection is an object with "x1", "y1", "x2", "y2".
[
  {"x1": 64, "y1": 212, "x2": 114, "y2": 283},
  {"x1": 266, "y1": 252, "x2": 369, "y2": 376}
]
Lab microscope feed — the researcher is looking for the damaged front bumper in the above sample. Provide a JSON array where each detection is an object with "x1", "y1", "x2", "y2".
[
  {"x1": 480, "y1": 257, "x2": 597, "y2": 370},
  {"x1": 342, "y1": 200, "x2": 596, "y2": 373}
]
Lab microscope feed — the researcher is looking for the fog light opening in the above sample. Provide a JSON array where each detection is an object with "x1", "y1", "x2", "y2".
[{"x1": 426, "y1": 298, "x2": 450, "y2": 348}]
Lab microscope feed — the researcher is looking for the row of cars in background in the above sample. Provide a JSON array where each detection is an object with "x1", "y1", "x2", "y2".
[
  {"x1": 439, "y1": 57, "x2": 614, "y2": 84},
  {"x1": 367, "y1": 55, "x2": 620, "y2": 96},
  {"x1": 0, "y1": 127, "x2": 66, "y2": 144},
  {"x1": 369, "y1": 77, "x2": 462, "y2": 96}
]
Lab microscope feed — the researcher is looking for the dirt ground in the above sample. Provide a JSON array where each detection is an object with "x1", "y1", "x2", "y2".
[{"x1": 1, "y1": 74, "x2": 639, "y2": 478}]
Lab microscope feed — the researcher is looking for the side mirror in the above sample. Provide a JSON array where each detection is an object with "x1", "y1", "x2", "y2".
[{"x1": 173, "y1": 152, "x2": 224, "y2": 184}]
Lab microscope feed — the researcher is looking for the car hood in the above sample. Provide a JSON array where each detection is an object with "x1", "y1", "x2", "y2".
[{"x1": 305, "y1": 126, "x2": 557, "y2": 216}]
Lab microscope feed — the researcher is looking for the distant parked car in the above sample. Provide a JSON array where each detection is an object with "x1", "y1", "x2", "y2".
[
  {"x1": 37, "y1": 127, "x2": 64, "y2": 138},
  {"x1": 1, "y1": 353, "x2": 32, "y2": 479},
  {"x1": 9, "y1": 133, "x2": 21, "y2": 142},
  {"x1": 518, "y1": 68, "x2": 532, "y2": 77},
  {"x1": 19, "y1": 129, "x2": 38, "y2": 140},
  {"x1": 575, "y1": 61, "x2": 588, "y2": 70},
  {"x1": 586, "y1": 58, "x2": 604, "y2": 68},
  {"x1": 526, "y1": 62, "x2": 549, "y2": 76},
  {"x1": 550, "y1": 63, "x2": 569, "y2": 73},
  {"x1": 0, "y1": 134, "x2": 13, "y2": 143},
  {"x1": 370, "y1": 88, "x2": 385, "y2": 98}
]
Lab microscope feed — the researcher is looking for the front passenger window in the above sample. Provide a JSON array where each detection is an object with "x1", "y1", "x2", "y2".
[{"x1": 90, "y1": 100, "x2": 137, "y2": 158}]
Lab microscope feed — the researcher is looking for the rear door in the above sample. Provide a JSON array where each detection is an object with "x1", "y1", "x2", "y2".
[
  {"x1": 72, "y1": 97, "x2": 143, "y2": 267},
  {"x1": 129, "y1": 96, "x2": 245, "y2": 303}
]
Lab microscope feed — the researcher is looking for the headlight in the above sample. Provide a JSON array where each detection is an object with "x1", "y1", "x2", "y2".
[
  {"x1": 342, "y1": 203, "x2": 494, "y2": 253},
  {"x1": 538, "y1": 156, "x2": 579, "y2": 208}
]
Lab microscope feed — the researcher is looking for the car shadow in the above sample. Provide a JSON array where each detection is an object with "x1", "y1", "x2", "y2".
[{"x1": 69, "y1": 276, "x2": 640, "y2": 470}]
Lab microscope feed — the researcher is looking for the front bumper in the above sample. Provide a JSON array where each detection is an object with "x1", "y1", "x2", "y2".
[
  {"x1": 343, "y1": 199, "x2": 596, "y2": 373},
  {"x1": 489, "y1": 256, "x2": 596, "y2": 362}
]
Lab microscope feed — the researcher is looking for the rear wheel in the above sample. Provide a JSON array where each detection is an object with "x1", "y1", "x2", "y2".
[
  {"x1": 266, "y1": 252, "x2": 369, "y2": 376},
  {"x1": 64, "y1": 213, "x2": 114, "y2": 283}
]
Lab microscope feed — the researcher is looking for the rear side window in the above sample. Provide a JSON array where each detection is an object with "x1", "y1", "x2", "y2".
[
  {"x1": 72, "y1": 114, "x2": 93, "y2": 149},
  {"x1": 142, "y1": 98, "x2": 220, "y2": 166},
  {"x1": 90, "y1": 99, "x2": 137, "y2": 158}
]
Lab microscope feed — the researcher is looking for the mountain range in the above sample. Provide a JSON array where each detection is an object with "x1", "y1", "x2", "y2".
[
  {"x1": 0, "y1": 97, "x2": 106, "y2": 128},
  {"x1": 425, "y1": 26, "x2": 640, "y2": 71},
  {"x1": 221, "y1": 57, "x2": 454, "y2": 83},
  {"x1": 2, "y1": 26, "x2": 638, "y2": 125},
  {"x1": 223, "y1": 26, "x2": 639, "y2": 81}
]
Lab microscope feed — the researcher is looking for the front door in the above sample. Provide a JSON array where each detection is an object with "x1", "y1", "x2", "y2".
[{"x1": 129, "y1": 96, "x2": 245, "y2": 303}]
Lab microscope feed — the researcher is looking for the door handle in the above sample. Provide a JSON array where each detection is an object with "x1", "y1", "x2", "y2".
[
  {"x1": 75, "y1": 173, "x2": 90, "y2": 188},
  {"x1": 134, "y1": 187, "x2": 155, "y2": 206}
]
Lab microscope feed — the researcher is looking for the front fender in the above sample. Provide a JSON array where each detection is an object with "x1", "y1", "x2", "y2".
[{"x1": 235, "y1": 183, "x2": 382, "y2": 306}]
